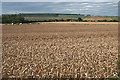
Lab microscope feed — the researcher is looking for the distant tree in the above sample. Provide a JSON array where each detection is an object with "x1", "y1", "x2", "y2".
[
  {"x1": 60, "y1": 19, "x2": 64, "y2": 22},
  {"x1": 66, "y1": 19, "x2": 72, "y2": 22},
  {"x1": 78, "y1": 18, "x2": 83, "y2": 22},
  {"x1": 2, "y1": 14, "x2": 26, "y2": 23},
  {"x1": 48, "y1": 19, "x2": 53, "y2": 22},
  {"x1": 102, "y1": 20, "x2": 107, "y2": 22},
  {"x1": 83, "y1": 20, "x2": 88, "y2": 22},
  {"x1": 86, "y1": 15, "x2": 91, "y2": 16},
  {"x1": 53, "y1": 19, "x2": 59, "y2": 22},
  {"x1": 112, "y1": 20, "x2": 119, "y2": 22}
]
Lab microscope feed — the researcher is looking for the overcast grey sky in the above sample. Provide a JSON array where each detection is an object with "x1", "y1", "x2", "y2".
[
  {"x1": 2, "y1": 0, "x2": 120, "y2": 2},
  {"x1": 2, "y1": 2, "x2": 118, "y2": 16}
]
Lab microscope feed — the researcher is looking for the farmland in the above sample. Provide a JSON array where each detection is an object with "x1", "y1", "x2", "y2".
[
  {"x1": 20, "y1": 13, "x2": 85, "y2": 21},
  {"x1": 2, "y1": 13, "x2": 118, "y2": 24},
  {"x1": 22, "y1": 14, "x2": 118, "y2": 22},
  {"x1": 2, "y1": 22, "x2": 118, "y2": 78}
]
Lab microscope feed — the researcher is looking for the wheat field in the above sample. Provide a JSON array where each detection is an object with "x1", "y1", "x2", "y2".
[{"x1": 2, "y1": 22, "x2": 118, "y2": 78}]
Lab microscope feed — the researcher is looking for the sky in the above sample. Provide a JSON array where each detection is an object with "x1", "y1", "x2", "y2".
[
  {"x1": 2, "y1": 2, "x2": 119, "y2": 16},
  {"x1": 1, "y1": 0, "x2": 120, "y2": 2}
]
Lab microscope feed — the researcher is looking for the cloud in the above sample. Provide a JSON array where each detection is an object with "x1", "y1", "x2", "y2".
[
  {"x1": 80, "y1": 3, "x2": 89, "y2": 5},
  {"x1": 2, "y1": 2, "x2": 118, "y2": 16},
  {"x1": 85, "y1": 5, "x2": 94, "y2": 8},
  {"x1": 64, "y1": 9, "x2": 76, "y2": 11},
  {"x1": 2, "y1": 0, "x2": 120, "y2": 2}
]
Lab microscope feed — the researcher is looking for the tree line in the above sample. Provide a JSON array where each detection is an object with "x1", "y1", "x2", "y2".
[
  {"x1": 2, "y1": 14, "x2": 83, "y2": 24},
  {"x1": 2, "y1": 14, "x2": 28, "y2": 24},
  {"x1": 2, "y1": 14, "x2": 119, "y2": 24}
]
